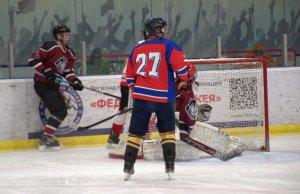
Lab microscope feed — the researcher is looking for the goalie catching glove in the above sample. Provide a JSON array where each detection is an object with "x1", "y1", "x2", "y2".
[{"x1": 197, "y1": 104, "x2": 212, "y2": 122}]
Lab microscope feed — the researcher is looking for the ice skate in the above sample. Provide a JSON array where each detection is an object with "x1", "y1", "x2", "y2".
[
  {"x1": 123, "y1": 161, "x2": 134, "y2": 181},
  {"x1": 106, "y1": 131, "x2": 120, "y2": 149},
  {"x1": 165, "y1": 161, "x2": 174, "y2": 180},
  {"x1": 38, "y1": 133, "x2": 61, "y2": 151}
]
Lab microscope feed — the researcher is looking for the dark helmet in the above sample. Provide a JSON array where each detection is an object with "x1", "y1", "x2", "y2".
[
  {"x1": 52, "y1": 25, "x2": 71, "y2": 39},
  {"x1": 143, "y1": 17, "x2": 167, "y2": 38}
]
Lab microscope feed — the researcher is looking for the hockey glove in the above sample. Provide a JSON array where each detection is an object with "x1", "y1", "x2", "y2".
[
  {"x1": 178, "y1": 81, "x2": 188, "y2": 91},
  {"x1": 197, "y1": 104, "x2": 212, "y2": 122},
  {"x1": 42, "y1": 68, "x2": 57, "y2": 82},
  {"x1": 71, "y1": 78, "x2": 84, "y2": 91}
]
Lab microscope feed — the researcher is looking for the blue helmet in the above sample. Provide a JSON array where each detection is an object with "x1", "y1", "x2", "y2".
[{"x1": 143, "y1": 17, "x2": 167, "y2": 38}]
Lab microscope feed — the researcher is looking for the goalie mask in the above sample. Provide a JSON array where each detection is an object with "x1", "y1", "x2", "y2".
[{"x1": 143, "y1": 17, "x2": 167, "y2": 39}]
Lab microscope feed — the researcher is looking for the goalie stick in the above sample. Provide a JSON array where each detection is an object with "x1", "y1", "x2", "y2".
[
  {"x1": 179, "y1": 133, "x2": 239, "y2": 161},
  {"x1": 55, "y1": 77, "x2": 121, "y2": 99},
  {"x1": 76, "y1": 108, "x2": 132, "y2": 131}
]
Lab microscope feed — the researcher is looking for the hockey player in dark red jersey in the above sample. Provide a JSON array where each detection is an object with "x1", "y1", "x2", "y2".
[
  {"x1": 176, "y1": 62, "x2": 212, "y2": 137},
  {"x1": 28, "y1": 25, "x2": 83, "y2": 151},
  {"x1": 176, "y1": 63, "x2": 198, "y2": 133},
  {"x1": 123, "y1": 17, "x2": 188, "y2": 180},
  {"x1": 107, "y1": 65, "x2": 130, "y2": 145},
  {"x1": 107, "y1": 42, "x2": 145, "y2": 146}
]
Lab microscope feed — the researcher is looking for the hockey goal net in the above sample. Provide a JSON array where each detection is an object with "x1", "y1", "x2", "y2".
[
  {"x1": 108, "y1": 57, "x2": 270, "y2": 159},
  {"x1": 187, "y1": 58, "x2": 269, "y2": 151}
]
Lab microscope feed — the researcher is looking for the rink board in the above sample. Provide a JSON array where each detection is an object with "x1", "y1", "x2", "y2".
[
  {"x1": 0, "y1": 67, "x2": 300, "y2": 151},
  {"x1": 0, "y1": 124, "x2": 300, "y2": 152}
]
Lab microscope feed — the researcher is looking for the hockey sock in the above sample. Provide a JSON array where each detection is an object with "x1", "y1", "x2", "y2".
[
  {"x1": 112, "y1": 123, "x2": 124, "y2": 136},
  {"x1": 124, "y1": 134, "x2": 143, "y2": 174},
  {"x1": 44, "y1": 125, "x2": 56, "y2": 136},
  {"x1": 43, "y1": 115, "x2": 63, "y2": 135},
  {"x1": 162, "y1": 142, "x2": 176, "y2": 173},
  {"x1": 126, "y1": 133, "x2": 143, "y2": 150},
  {"x1": 159, "y1": 131, "x2": 176, "y2": 145},
  {"x1": 124, "y1": 145, "x2": 139, "y2": 164},
  {"x1": 159, "y1": 131, "x2": 176, "y2": 162},
  {"x1": 162, "y1": 143, "x2": 176, "y2": 162},
  {"x1": 111, "y1": 110, "x2": 128, "y2": 135}
]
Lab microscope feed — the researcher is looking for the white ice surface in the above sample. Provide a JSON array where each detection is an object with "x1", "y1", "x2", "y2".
[{"x1": 0, "y1": 135, "x2": 300, "y2": 194}]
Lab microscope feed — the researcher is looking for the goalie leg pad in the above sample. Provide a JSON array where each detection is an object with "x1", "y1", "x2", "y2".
[
  {"x1": 142, "y1": 139, "x2": 201, "y2": 161},
  {"x1": 222, "y1": 143, "x2": 247, "y2": 161},
  {"x1": 190, "y1": 121, "x2": 246, "y2": 155}
]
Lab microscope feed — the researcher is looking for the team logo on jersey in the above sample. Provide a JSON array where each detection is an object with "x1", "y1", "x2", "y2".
[
  {"x1": 185, "y1": 99, "x2": 198, "y2": 120},
  {"x1": 39, "y1": 85, "x2": 83, "y2": 135},
  {"x1": 55, "y1": 57, "x2": 68, "y2": 73},
  {"x1": 34, "y1": 51, "x2": 40, "y2": 59}
]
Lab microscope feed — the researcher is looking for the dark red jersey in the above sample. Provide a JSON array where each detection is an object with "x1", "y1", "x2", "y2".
[
  {"x1": 28, "y1": 41, "x2": 77, "y2": 83},
  {"x1": 176, "y1": 84, "x2": 197, "y2": 127}
]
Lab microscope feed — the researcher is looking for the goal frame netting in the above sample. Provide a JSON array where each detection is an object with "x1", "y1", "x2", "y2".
[{"x1": 186, "y1": 58, "x2": 269, "y2": 152}]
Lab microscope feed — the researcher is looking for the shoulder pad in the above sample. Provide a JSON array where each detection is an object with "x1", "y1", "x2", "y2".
[{"x1": 41, "y1": 41, "x2": 57, "y2": 50}]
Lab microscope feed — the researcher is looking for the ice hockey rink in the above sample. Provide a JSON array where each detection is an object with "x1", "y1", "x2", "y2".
[{"x1": 0, "y1": 135, "x2": 299, "y2": 194}]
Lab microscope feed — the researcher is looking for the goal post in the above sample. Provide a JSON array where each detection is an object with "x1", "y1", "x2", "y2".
[{"x1": 186, "y1": 58, "x2": 269, "y2": 152}]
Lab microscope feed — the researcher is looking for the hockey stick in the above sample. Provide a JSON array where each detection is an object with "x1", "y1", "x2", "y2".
[
  {"x1": 83, "y1": 86, "x2": 121, "y2": 99},
  {"x1": 180, "y1": 133, "x2": 244, "y2": 161},
  {"x1": 55, "y1": 77, "x2": 121, "y2": 99},
  {"x1": 76, "y1": 108, "x2": 133, "y2": 131}
]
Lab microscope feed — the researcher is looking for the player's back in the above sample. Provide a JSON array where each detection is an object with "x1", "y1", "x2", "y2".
[{"x1": 127, "y1": 39, "x2": 186, "y2": 103}]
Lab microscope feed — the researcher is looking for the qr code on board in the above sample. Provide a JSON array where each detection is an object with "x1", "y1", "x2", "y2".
[{"x1": 229, "y1": 77, "x2": 258, "y2": 110}]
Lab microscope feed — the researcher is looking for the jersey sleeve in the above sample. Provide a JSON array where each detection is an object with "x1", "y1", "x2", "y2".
[
  {"x1": 28, "y1": 41, "x2": 56, "y2": 74},
  {"x1": 125, "y1": 52, "x2": 136, "y2": 87},
  {"x1": 63, "y1": 46, "x2": 77, "y2": 81},
  {"x1": 168, "y1": 43, "x2": 188, "y2": 82}
]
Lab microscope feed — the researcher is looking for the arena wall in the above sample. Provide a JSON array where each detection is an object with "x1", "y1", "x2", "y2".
[{"x1": 0, "y1": 67, "x2": 299, "y2": 151}]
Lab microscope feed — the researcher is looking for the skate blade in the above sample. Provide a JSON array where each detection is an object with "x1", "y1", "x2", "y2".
[
  {"x1": 167, "y1": 172, "x2": 173, "y2": 180},
  {"x1": 38, "y1": 145, "x2": 61, "y2": 151},
  {"x1": 106, "y1": 143, "x2": 117, "y2": 149},
  {"x1": 124, "y1": 173, "x2": 132, "y2": 181}
]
